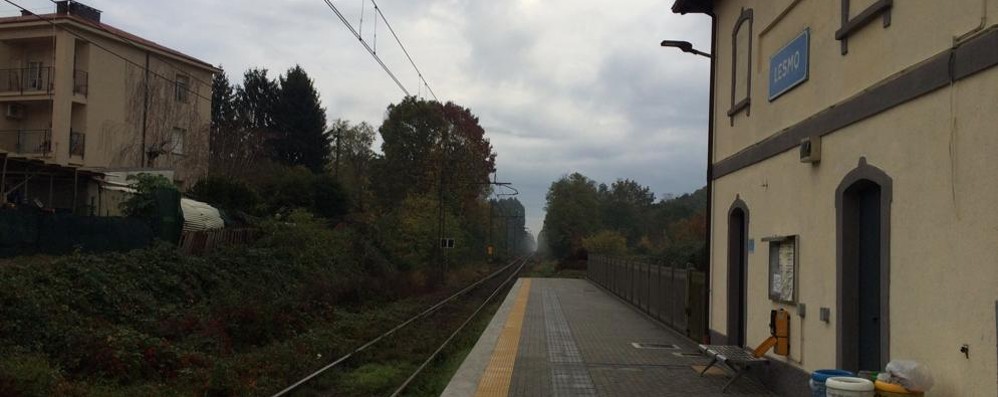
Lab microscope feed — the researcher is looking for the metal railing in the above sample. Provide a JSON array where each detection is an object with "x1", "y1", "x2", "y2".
[
  {"x1": 0, "y1": 129, "x2": 51, "y2": 155},
  {"x1": 73, "y1": 69, "x2": 88, "y2": 96},
  {"x1": 588, "y1": 254, "x2": 707, "y2": 341},
  {"x1": 0, "y1": 67, "x2": 53, "y2": 94},
  {"x1": 69, "y1": 130, "x2": 85, "y2": 157},
  {"x1": 0, "y1": 67, "x2": 89, "y2": 96}
]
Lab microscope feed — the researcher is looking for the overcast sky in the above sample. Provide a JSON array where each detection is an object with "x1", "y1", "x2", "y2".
[{"x1": 5, "y1": 0, "x2": 712, "y2": 235}]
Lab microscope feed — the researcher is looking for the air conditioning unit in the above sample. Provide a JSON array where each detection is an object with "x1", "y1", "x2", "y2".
[
  {"x1": 800, "y1": 136, "x2": 821, "y2": 163},
  {"x1": 5, "y1": 103, "x2": 24, "y2": 120}
]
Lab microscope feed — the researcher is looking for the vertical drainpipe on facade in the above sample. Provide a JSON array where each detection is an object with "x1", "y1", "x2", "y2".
[
  {"x1": 141, "y1": 51, "x2": 150, "y2": 167},
  {"x1": 703, "y1": 10, "x2": 717, "y2": 344}
]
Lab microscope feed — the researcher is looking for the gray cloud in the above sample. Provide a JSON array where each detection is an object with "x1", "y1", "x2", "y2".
[{"x1": 3, "y1": 0, "x2": 712, "y2": 234}]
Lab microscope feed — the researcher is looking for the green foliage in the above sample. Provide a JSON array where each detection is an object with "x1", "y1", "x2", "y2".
[
  {"x1": 339, "y1": 363, "x2": 412, "y2": 396},
  {"x1": 0, "y1": 352, "x2": 62, "y2": 396},
  {"x1": 378, "y1": 194, "x2": 453, "y2": 271},
  {"x1": 329, "y1": 120, "x2": 377, "y2": 210},
  {"x1": 273, "y1": 65, "x2": 331, "y2": 173},
  {"x1": 312, "y1": 174, "x2": 350, "y2": 220},
  {"x1": 0, "y1": 211, "x2": 388, "y2": 394},
  {"x1": 490, "y1": 198, "x2": 530, "y2": 258},
  {"x1": 373, "y1": 97, "x2": 496, "y2": 212},
  {"x1": 540, "y1": 172, "x2": 706, "y2": 267},
  {"x1": 189, "y1": 176, "x2": 260, "y2": 213},
  {"x1": 541, "y1": 173, "x2": 602, "y2": 259},
  {"x1": 582, "y1": 230, "x2": 628, "y2": 255},
  {"x1": 253, "y1": 166, "x2": 351, "y2": 221},
  {"x1": 120, "y1": 173, "x2": 177, "y2": 218}
]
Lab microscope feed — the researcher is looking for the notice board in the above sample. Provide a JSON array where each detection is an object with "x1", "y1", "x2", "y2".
[{"x1": 767, "y1": 236, "x2": 798, "y2": 304}]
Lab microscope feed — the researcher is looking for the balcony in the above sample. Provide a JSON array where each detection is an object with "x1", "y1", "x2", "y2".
[
  {"x1": 0, "y1": 129, "x2": 51, "y2": 155},
  {"x1": 0, "y1": 67, "x2": 53, "y2": 95},
  {"x1": 0, "y1": 68, "x2": 90, "y2": 97},
  {"x1": 73, "y1": 70, "x2": 88, "y2": 96}
]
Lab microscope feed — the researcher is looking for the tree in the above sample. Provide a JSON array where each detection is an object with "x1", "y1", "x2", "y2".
[
  {"x1": 601, "y1": 179, "x2": 656, "y2": 245},
  {"x1": 541, "y1": 173, "x2": 602, "y2": 259},
  {"x1": 491, "y1": 197, "x2": 528, "y2": 257},
  {"x1": 236, "y1": 69, "x2": 279, "y2": 132},
  {"x1": 582, "y1": 230, "x2": 627, "y2": 256},
  {"x1": 188, "y1": 176, "x2": 260, "y2": 214},
  {"x1": 329, "y1": 119, "x2": 377, "y2": 210},
  {"x1": 211, "y1": 67, "x2": 238, "y2": 133},
  {"x1": 273, "y1": 66, "x2": 331, "y2": 173},
  {"x1": 311, "y1": 174, "x2": 350, "y2": 220},
  {"x1": 373, "y1": 97, "x2": 448, "y2": 208},
  {"x1": 210, "y1": 68, "x2": 265, "y2": 178},
  {"x1": 372, "y1": 97, "x2": 496, "y2": 212},
  {"x1": 440, "y1": 102, "x2": 497, "y2": 209}
]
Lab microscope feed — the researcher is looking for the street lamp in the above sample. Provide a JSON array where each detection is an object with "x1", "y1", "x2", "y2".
[
  {"x1": 661, "y1": 33, "x2": 714, "y2": 343},
  {"x1": 660, "y1": 40, "x2": 711, "y2": 58}
]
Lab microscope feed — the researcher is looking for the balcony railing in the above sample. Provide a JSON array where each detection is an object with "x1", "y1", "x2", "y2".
[
  {"x1": 0, "y1": 67, "x2": 53, "y2": 95},
  {"x1": 70, "y1": 130, "x2": 85, "y2": 157},
  {"x1": 73, "y1": 70, "x2": 88, "y2": 96},
  {"x1": 0, "y1": 129, "x2": 51, "y2": 155}
]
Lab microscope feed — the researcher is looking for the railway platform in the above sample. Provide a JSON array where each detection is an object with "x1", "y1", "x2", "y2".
[{"x1": 442, "y1": 278, "x2": 774, "y2": 397}]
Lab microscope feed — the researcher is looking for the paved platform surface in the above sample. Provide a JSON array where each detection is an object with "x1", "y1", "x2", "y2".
[{"x1": 443, "y1": 278, "x2": 775, "y2": 397}]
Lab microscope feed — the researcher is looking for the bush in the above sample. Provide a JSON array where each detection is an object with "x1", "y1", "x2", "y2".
[
  {"x1": 189, "y1": 176, "x2": 260, "y2": 214},
  {"x1": 255, "y1": 166, "x2": 351, "y2": 221},
  {"x1": 120, "y1": 174, "x2": 177, "y2": 219},
  {"x1": 312, "y1": 174, "x2": 350, "y2": 220},
  {"x1": 581, "y1": 230, "x2": 627, "y2": 256},
  {"x1": 0, "y1": 352, "x2": 62, "y2": 396}
]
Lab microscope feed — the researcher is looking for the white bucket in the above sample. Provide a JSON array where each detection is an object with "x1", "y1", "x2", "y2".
[{"x1": 825, "y1": 377, "x2": 875, "y2": 397}]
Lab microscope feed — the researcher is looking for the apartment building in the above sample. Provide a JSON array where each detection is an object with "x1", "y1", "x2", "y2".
[
  {"x1": 672, "y1": 0, "x2": 997, "y2": 395},
  {"x1": 0, "y1": 1, "x2": 215, "y2": 213}
]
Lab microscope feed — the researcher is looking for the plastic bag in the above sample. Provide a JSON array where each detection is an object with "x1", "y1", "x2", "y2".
[{"x1": 876, "y1": 360, "x2": 935, "y2": 392}]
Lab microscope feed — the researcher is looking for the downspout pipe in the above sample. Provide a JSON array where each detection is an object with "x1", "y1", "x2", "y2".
[{"x1": 703, "y1": 10, "x2": 717, "y2": 344}]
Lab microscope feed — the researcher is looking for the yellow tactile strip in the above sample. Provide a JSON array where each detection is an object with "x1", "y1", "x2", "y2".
[{"x1": 474, "y1": 278, "x2": 532, "y2": 397}]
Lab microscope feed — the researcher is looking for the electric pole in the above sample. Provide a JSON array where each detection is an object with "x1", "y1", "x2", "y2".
[{"x1": 333, "y1": 129, "x2": 342, "y2": 178}]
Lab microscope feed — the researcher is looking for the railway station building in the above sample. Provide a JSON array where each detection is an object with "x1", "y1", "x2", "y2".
[{"x1": 672, "y1": 0, "x2": 998, "y2": 395}]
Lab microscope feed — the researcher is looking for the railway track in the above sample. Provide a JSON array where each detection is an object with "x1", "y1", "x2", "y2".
[{"x1": 274, "y1": 256, "x2": 531, "y2": 397}]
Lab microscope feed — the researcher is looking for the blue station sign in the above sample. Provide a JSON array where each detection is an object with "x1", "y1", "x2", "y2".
[{"x1": 768, "y1": 29, "x2": 810, "y2": 101}]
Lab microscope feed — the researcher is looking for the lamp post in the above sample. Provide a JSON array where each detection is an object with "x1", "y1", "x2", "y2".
[
  {"x1": 661, "y1": 34, "x2": 714, "y2": 343},
  {"x1": 660, "y1": 40, "x2": 711, "y2": 58}
]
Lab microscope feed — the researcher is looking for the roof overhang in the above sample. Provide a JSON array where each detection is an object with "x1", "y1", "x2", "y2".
[
  {"x1": 0, "y1": 151, "x2": 105, "y2": 178},
  {"x1": 671, "y1": 0, "x2": 713, "y2": 15},
  {"x1": 0, "y1": 14, "x2": 219, "y2": 74}
]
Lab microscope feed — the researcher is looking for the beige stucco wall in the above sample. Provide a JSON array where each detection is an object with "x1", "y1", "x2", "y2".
[
  {"x1": 712, "y1": 0, "x2": 995, "y2": 161},
  {"x1": 0, "y1": 18, "x2": 213, "y2": 190},
  {"x1": 707, "y1": 1, "x2": 998, "y2": 395}
]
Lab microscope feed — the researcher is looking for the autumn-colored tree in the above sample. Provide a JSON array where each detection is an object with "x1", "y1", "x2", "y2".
[{"x1": 372, "y1": 97, "x2": 496, "y2": 212}]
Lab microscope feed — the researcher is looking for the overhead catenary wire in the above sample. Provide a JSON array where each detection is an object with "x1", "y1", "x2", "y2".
[
  {"x1": 320, "y1": 0, "x2": 410, "y2": 97},
  {"x1": 370, "y1": 0, "x2": 439, "y2": 101},
  {"x1": 2, "y1": 0, "x2": 214, "y2": 104},
  {"x1": 270, "y1": 257, "x2": 524, "y2": 397},
  {"x1": 389, "y1": 256, "x2": 530, "y2": 396}
]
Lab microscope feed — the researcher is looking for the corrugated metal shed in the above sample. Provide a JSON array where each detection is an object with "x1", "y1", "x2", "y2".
[{"x1": 181, "y1": 198, "x2": 224, "y2": 232}]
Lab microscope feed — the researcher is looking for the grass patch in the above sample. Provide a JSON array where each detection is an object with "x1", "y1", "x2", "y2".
[{"x1": 524, "y1": 259, "x2": 587, "y2": 279}]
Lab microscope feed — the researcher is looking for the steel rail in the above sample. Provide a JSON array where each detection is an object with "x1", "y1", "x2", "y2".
[
  {"x1": 271, "y1": 257, "x2": 525, "y2": 397},
  {"x1": 389, "y1": 254, "x2": 531, "y2": 396}
]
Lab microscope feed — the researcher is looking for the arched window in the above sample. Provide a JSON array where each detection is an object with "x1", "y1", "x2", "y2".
[{"x1": 728, "y1": 8, "x2": 753, "y2": 123}]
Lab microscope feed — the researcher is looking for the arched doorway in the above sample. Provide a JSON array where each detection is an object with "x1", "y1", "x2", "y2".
[
  {"x1": 727, "y1": 197, "x2": 749, "y2": 347},
  {"x1": 837, "y1": 158, "x2": 892, "y2": 372}
]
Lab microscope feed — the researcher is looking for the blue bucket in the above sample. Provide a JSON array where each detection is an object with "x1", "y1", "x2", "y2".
[{"x1": 810, "y1": 369, "x2": 854, "y2": 397}]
